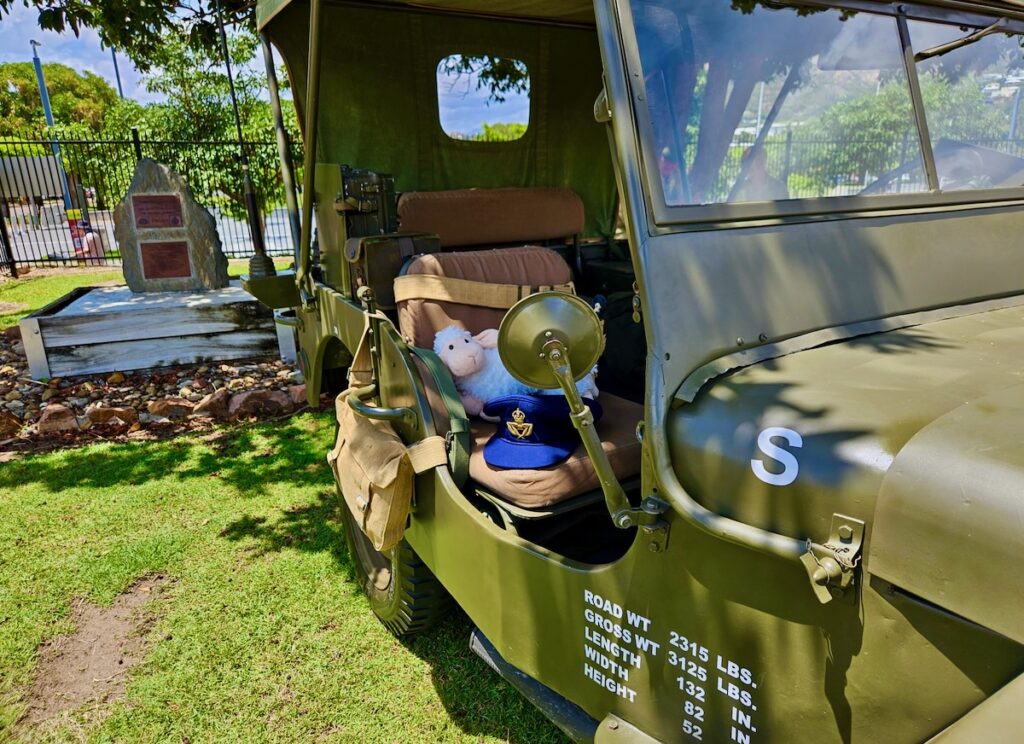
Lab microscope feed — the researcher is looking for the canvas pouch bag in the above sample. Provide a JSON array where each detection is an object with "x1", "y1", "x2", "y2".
[{"x1": 327, "y1": 319, "x2": 446, "y2": 552}]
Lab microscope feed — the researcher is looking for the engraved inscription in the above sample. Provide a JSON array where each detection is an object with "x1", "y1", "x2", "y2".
[
  {"x1": 133, "y1": 194, "x2": 184, "y2": 228},
  {"x1": 140, "y1": 241, "x2": 191, "y2": 279}
]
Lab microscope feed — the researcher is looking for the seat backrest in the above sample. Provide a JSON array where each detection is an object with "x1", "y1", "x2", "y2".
[
  {"x1": 397, "y1": 247, "x2": 573, "y2": 348},
  {"x1": 398, "y1": 187, "x2": 584, "y2": 249}
]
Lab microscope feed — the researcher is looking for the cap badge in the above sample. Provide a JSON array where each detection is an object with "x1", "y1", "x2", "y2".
[{"x1": 506, "y1": 407, "x2": 534, "y2": 439}]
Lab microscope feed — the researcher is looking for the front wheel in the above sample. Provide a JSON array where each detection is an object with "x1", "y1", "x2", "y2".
[{"x1": 339, "y1": 497, "x2": 451, "y2": 635}]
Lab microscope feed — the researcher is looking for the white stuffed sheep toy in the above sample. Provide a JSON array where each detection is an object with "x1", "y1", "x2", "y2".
[
  {"x1": 434, "y1": 325, "x2": 600, "y2": 418},
  {"x1": 538, "y1": 365, "x2": 600, "y2": 400},
  {"x1": 434, "y1": 325, "x2": 535, "y2": 417}
]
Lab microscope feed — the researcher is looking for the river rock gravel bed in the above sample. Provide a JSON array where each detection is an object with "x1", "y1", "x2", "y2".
[{"x1": 0, "y1": 326, "x2": 326, "y2": 455}]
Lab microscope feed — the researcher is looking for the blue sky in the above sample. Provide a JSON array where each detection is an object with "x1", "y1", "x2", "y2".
[
  {"x1": 437, "y1": 59, "x2": 530, "y2": 137},
  {"x1": 0, "y1": 3, "x2": 154, "y2": 101}
]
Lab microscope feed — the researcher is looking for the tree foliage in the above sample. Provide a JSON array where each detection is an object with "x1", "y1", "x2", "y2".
[
  {"x1": 439, "y1": 55, "x2": 530, "y2": 104},
  {"x1": 139, "y1": 31, "x2": 301, "y2": 220},
  {"x1": 0, "y1": 62, "x2": 118, "y2": 134},
  {"x1": 794, "y1": 74, "x2": 1010, "y2": 188},
  {"x1": 472, "y1": 122, "x2": 528, "y2": 142},
  {"x1": 0, "y1": 0, "x2": 254, "y2": 71}
]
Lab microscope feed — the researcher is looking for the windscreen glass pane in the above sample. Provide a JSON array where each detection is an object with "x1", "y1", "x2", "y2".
[
  {"x1": 437, "y1": 54, "x2": 530, "y2": 142},
  {"x1": 629, "y1": 3, "x2": 927, "y2": 206},
  {"x1": 909, "y1": 20, "x2": 1024, "y2": 191}
]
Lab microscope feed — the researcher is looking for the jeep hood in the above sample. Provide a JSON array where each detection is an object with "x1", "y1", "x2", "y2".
[{"x1": 667, "y1": 303, "x2": 1024, "y2": 642}]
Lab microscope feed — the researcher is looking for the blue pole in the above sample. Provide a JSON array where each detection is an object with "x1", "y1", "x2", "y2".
[
  {"x1": 30, "y1": 40, "x2": 72, "y2": 211},
  {"x1": 110, "y1": 47, "x2": 125, "y2": 99}
]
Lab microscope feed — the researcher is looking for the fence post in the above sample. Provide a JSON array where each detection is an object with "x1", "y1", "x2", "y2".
[
  {"x1": 0, "y1": 206, "x2": 17, "y2": 278},
  {"x1": 897, "y1": 131, "x2": 909, "y2": 194},
  {"x1": 782, "y1": 128, "x2": 794, "y2": 184},
  {"x1": 131, "y1": 127, "x2": 143, "y2": 162}
]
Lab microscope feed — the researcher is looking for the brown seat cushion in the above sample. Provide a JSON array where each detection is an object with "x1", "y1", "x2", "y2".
[
  {"x1": 398, "y1": 187, "x2": 584, "y2": 248},
  {"x1": 398, "y1": 246, "x2": 573, "y2": 348},
  {"x1": 469, "y1": 393, "x2": 642, "y2": 509}
]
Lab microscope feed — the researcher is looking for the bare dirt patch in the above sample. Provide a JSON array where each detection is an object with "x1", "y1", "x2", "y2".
[
  {"x1": 0, "y1": 301, "x2": 27, "y2": 315},
  {"x1": 18, "y1": 575, "x2": 170, "y2": 730}
]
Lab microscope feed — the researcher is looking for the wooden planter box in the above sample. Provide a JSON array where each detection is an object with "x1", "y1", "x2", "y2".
[{"x1": 20, "y1": 281, "x2": 296, "y2": 380}]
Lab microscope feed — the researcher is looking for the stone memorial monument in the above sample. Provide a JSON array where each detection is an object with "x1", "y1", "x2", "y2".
[{"x1": 114, "y1": 158, "x2": 229, "y2": 293}]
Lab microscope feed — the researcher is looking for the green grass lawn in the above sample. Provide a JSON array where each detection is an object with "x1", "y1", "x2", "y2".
[
  {"x1": 0, "y1": 258, "x2": 293, "y2": 330},
  {"x1": 0, "y1": 271, "x2": 123, "y2": 329},
  {"x1": 0, "y1": 414, "x2": 564, "y2": 742}
]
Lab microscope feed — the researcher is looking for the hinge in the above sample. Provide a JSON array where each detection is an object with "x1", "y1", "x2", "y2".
[
  {"x1": 800, "y1": 513, "x2": 865, "y2": 604},
  {"x1": 631, "y1": 496, "x2": 670, "y2": 554}
]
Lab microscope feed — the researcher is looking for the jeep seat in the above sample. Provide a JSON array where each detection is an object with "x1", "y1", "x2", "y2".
[
  {"x1": 395, "y1": 238, "x2": 642, "y2": 510},
  {"x1": 398, "y1": 186, "x2": 585, "y2": 249}
]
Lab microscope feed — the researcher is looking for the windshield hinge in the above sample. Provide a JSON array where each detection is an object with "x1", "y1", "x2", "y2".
[
  {"x1": 627, "y1": 496, "x2": 670, "y2": 554},
  {"x1": 631, "y1": 281, "x2": 642, "y2": 324},
  {"x1": 800, "y1": 514, "x2": 865, "y2": 604}
]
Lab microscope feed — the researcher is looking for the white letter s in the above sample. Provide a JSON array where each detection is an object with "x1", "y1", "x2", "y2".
[{"x1": 751, "y1": 427, "x2": 802, "y2": 486}]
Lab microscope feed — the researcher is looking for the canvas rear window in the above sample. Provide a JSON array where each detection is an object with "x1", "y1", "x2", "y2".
[{"x1": 437, "y1": 54, "x2": 531, "y2": 142}]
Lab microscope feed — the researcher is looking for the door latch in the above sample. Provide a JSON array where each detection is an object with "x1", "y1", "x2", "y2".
[{"x1": 800, "y1": 514, "x2": 865, "y2": 604}]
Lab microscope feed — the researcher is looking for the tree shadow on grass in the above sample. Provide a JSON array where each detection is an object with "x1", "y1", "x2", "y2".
[
  {"x1": 0, "y1": 416, "x2": 332, "y2": 498},
  {"x1": 217, "y1": 488, "x2": 359, "y2": 587},
  {"x1": 402, "y1": 611, "x2": 570, "y2": 744},
  {"x1": 218, "y1": 491, "x2": 566, "y2": 743}
]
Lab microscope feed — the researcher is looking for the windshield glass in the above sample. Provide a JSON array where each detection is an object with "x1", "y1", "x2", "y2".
[
  {"x1": 910, "y1": 19, "x2": 1024, "y2": 191},
  {"x1": 630, "y1": 2, "x2": 1024, "y2": 209},
  {"x1": 630, "y1": 2, "x2": 926, "y2": 206}
]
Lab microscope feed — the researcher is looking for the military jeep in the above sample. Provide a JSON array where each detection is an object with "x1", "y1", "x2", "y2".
[{"x1": 246, "y1": 0, "x2": 1024, "y2": 740}]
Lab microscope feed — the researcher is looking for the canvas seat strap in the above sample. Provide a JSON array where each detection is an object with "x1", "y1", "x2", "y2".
[
  {"x1": 393, "y1": 274, "x2": 575, "y2": 309},
  {"x1": 406, "y1": 436, "x2": 449, "y2": 473}
]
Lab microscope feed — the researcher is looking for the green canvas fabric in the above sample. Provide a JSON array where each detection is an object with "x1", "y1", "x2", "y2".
[
  {"x1": 258, "y1": 0, "x2": 595, "y2": 30},
  {"x1": 267, "y1": 2, "x2": 616, "y2": 238}
]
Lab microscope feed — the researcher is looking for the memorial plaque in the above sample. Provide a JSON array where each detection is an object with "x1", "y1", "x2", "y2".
[
  {"x1": 132, "y1": 194, "x2": 183, "y2": 229},
  {"x1": 140, "y1": 241, "x2": 192, "y2": 279},
  {"x1": 115, "y1": 159, "x2": 227, "y2": 292}
]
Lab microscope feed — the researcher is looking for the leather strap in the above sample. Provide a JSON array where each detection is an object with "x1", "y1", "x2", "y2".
[
  {"x1": 393, "y1": 274, "x2": 575, "y2": 309},
  {"x1": 408, "y1": 346, "x2": 471, "y2": 487},
  {"x1": 406, "y1": 435, "x2": 449, "y2": 474}
]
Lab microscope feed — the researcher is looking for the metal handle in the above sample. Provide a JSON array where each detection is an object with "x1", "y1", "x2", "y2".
[
  {"x1": 347, "y1": 384, "x2": 417, "y2": 429},
  {"x1": 274, "y1": 312, "x2": 299, "y2": 328}
]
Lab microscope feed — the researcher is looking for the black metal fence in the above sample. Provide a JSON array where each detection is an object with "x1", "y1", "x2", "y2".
[
  {"x1": 680, "y1": 132, "x2": 1024, "y2": 203},
  {"x1": 0, "y1": 127, "x2": 301, "y2": 275}
]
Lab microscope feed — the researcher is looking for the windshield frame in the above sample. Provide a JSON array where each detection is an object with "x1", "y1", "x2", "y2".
[{"x1": 619, "y1": 0, "x2": 1024, "y2": 229}]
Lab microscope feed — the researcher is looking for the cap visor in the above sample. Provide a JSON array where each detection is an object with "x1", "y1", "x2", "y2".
[{"x1": 483, "y1": 436, "x2": 576, "y2": 470}]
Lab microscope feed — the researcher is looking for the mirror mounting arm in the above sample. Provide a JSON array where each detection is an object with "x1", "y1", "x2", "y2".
[{"x1": 543, "y1": 339, "x2": 637, "y2": 529}]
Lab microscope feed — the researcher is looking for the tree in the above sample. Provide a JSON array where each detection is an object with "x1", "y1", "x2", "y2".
[
  {"x1": 439, "y1": 55, "x2": 530, "y2": 104},
  {"x1": 123, "y1": 29, "x2": 301, "y2": 221},
  {"x1": 0, "y1": 0, "x2": 253, "y2": 71},
  {"x1": 0, "y1": 62, "x2": 119, "y2": 134},
  {"x1": 474, "y1": 122, "x2": 528, "y2": 142},
  {"x1": 795, "y1": 74, "x2": 1011, "y2": 190}
]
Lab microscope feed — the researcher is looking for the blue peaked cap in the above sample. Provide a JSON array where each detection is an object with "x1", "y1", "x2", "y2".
[{"x1": 482, "y1": 394, "x2": 603, "y2": 469}]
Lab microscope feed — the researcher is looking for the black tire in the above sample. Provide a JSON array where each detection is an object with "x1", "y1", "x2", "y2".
[{"x1": 339, "y1": 496, "x2": 452, "y2": 636}]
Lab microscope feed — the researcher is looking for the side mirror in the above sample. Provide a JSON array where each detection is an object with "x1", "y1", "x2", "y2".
[
  {"x1": 498, "y1": 291, "x2": 604, "y2": 390},
  {"x1": 498, "y1": 292, "x2": 635, "y2": 528}
]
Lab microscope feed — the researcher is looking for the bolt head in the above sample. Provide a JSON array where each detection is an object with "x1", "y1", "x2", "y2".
[
  {"x1": 838, "y1": 525, "x2": 854, "y2": 542},
  {"x1": 648, "y1": 541, "x2": 662, "y2": 553}
]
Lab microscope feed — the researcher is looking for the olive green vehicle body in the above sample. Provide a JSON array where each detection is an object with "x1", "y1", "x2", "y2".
[{"x1": 249, "y1": 0, "x2": 1024, "y2": 740}]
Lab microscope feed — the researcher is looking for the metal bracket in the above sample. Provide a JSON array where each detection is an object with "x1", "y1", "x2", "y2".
[
  {"x1": 620, "y1": 496, "x2": 671, "y2": 553},
  {"x1": 800, "y1": 513, "x2": 865, "y2": 604}
]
